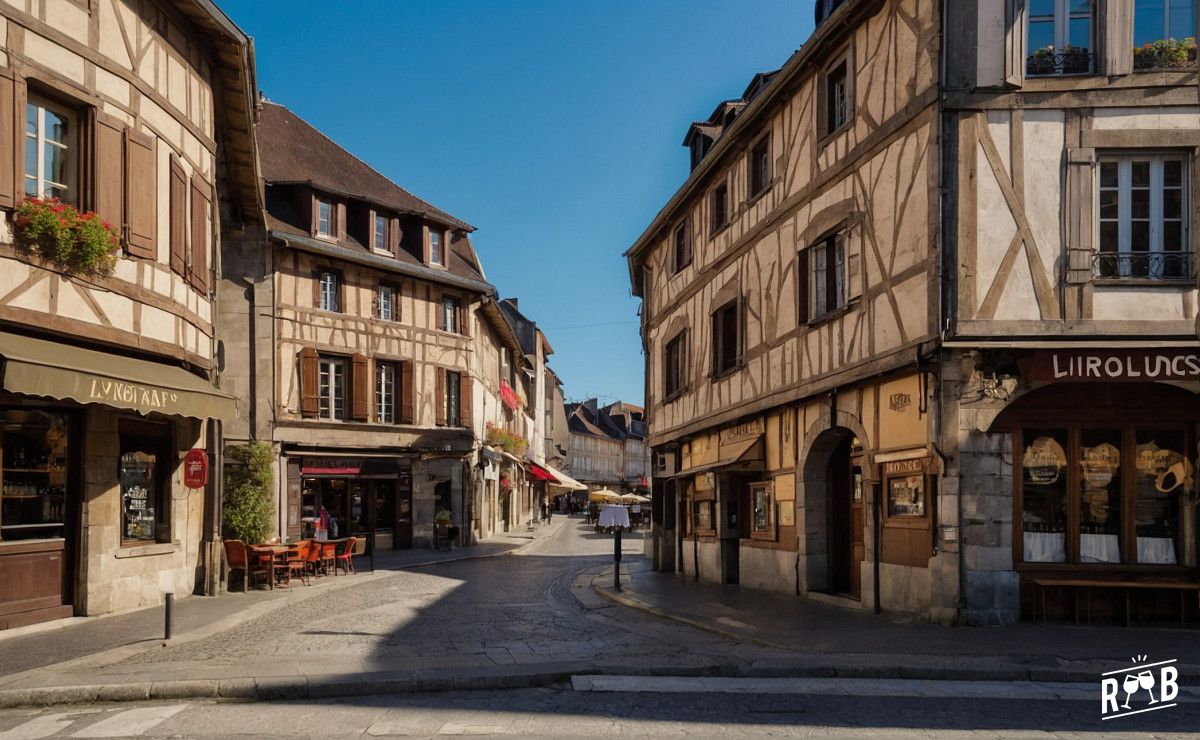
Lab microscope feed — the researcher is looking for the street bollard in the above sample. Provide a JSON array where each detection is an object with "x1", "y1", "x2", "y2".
[
  {"x1": 164, "y1": 592, "x2": 174, "y2": 640},
  {"x1": 613, "y1": 527, "x2": 622, "y2": 592}
]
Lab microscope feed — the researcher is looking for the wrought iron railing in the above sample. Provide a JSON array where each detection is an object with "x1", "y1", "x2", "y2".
[
  {"x1": 1133, "y1": 40, "x2": 1198, "y2": 71},
  {"x1": 1093, "y1": 251, "x2": 1194, "y2": 280},
  {"x1": 1026, "y1": 48, "x2": 1094, "y2": 76}
]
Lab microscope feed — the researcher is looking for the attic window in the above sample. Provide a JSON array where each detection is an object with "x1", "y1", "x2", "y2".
[
  {"x1": 430, "y1": 229, "x2": 444, "y2": 265},
  {"x1": 317, "y1": 199, "x2": 333, "y2": 237}
]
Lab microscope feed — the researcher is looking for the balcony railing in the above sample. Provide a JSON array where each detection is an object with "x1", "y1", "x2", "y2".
[
  {"x1": 1094, "y1": 251, "x2": 1194, "y2": 280},
  {"x1": 1027, "y1": 46, "x2": 1094, "y2": 76},
  {"x1": 1133, "y1": 38, "x2": 1198, "y2": 71}
]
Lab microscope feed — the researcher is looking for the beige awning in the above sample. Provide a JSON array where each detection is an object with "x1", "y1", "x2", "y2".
[
  {"x1": 543, "y1": 463, "x2": 587, "y2": 492},
  {"x1": 0, "y1": 330, "x2": 238, "y2": 420},
  {"x1": 678, "y1": 436, "x2": 765, "y2": 476}
]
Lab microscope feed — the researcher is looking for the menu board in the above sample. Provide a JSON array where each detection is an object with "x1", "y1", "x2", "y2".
[{"x1": 120, "y1": 451, "x2": 156, "y2": 541}]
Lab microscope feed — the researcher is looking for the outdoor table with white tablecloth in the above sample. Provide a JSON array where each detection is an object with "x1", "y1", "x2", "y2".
[{"x1": 598, "y1": 504, "x2": 630, "y2": 529}]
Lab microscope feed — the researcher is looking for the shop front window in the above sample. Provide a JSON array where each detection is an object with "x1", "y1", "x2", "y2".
[
  {"x1": 751, "y1": 483, "x2": 772, "y2": 534},
  {"x1": 1021, "y1": 429, "x2": 1068, "y2": 562},
  {"x1": 1080, "y1": 429, "x2": 1122, "y2": 563},
  {"x1": 119, "y1": 421, "x2": 170, "y2": 544},
  {"x1": 0, "y1": 410, "x2": 70, "y2": 542},
  {"x1": 1134, "y1": 428, "x2": 1184, "y2": 564},
  {"x1": 374, "y1": 481, "x2": 396, "y2": 533}
]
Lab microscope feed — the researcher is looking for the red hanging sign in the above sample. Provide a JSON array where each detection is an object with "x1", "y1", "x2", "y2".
[{"x1": 183, "y1": 448, "x2": 209, "y2": 489}]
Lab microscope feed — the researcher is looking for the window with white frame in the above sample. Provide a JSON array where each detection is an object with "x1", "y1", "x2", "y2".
[
  {"x1": 1027, "y1": 0, "x2": 1095, "y2": 75},
  {"x1": 378, "y1": 284, "x2": 395, "y2": 320},
  {"x1": 1097, "y1": 153, "x2": 1190, "y2": 279},
  {"x1": 318, "y1": 271, "x2": 340, "y2": 312},
  {"x1": 430, "y1": 229, "x2": 444, "y2": 265},
  {"x1": 445, "y1": 371, "x2": 462, "y2": 426},
  {"x1": 25, "y1": 98, "x2": 74, "y2": 202},
  {"x1": 376, "y1": 361, "x2": 396, "y2": 423},
  {"x1": 1134, "y1": 0, "x2": 1197, "y2": 47},
  {"x1": 441, "y1": 295, "x2": 460, "y2": 333},
  {"x1": 318, "y1": 356, "x2": 346, "y2": 420},
  {"x1": 374, "y1": 214, "x2": 388, "y2": 250},
  {"x1": 317, "y1": 199, "x2": 333, "y2": 236},
  {"x1": 826, "y1": 63, "x2": 849, "y2": 132}
]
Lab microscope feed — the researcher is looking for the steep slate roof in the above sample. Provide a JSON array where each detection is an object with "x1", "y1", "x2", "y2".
[
  {"x1": 258, "y1": 102, "x2": 472, "y2": 232},
  {"x1": 257, "y1": 102, "x2": 488, "y2": 288}
]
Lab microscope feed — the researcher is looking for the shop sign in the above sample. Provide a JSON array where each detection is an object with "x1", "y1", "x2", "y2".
[
  {"x1": 301, "y1": 457, "x2": 362, "y2": 475},
  {"x1": 1026, "y1": 350, "x2": 1200, "y2": 383},
  {"x1": 882, "y1": 458, "x2": 926, "y2": 476},
  {"x1": 88, "y1": 378, "x2": 181, "y2": 412},
  {"x1": 183, "y1": 449, "x2": 208, "y2": 488},
  {"x1": 719, "y1": 419, "x2": 763, "y2": 446}
]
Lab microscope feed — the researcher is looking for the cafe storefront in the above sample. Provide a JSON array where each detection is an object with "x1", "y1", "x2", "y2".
[
  {"x1": 285, "y1": 453, "x2": 414, "y2": 550},
  {"x1": 964, "y1": 348, "x2": 1200, "y2": 623},
  {"x1": 0, "y1": 331, "x2": 236, "y2": 629}
]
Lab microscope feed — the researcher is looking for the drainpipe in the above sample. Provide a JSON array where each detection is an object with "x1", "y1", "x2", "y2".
[{"x1": 202, "y1": 418, "x2": 223, "y2": 596}]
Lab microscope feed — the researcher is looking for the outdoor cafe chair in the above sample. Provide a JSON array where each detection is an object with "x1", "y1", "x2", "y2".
[
  {"x1": 334, "y1": 536, "x2": 356, "y2": 575},
  {"x1": 223, "y1": 539, "x2": 271, "y2": 592},
  {"x1": 287, "y1": 539, "x2": 311, "y2": 586}
]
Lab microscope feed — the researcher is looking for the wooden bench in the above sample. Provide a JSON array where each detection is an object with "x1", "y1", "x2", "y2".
[{"x1": 1031, "y1": 578, "x2": 1200, "y2": 626}]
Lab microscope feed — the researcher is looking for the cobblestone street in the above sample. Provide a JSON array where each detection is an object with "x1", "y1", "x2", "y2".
[{"x1": 100, "y1": 518, "x2": 787, "y2": 680}]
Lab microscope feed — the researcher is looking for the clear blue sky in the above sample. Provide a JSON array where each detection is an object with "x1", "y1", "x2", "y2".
[{"x1": 221, "y1": 0, "x2": 813, "y2": 406}]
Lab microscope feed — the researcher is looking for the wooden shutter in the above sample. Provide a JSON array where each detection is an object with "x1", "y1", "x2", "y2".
[
  {"x1": 1101, "y1": 0, "x2": 1133, "y2": 76},
  {"x1": 350, "y1": 353, "x2": 369, "y2": 421},
  {"x1": 338, "y1": 271, "x2": 346, "y2": 312},
  {"x1": 1065, "y1": 148, "x2": 1096, "y2": 285},
  {"x1": 124, "y1": 127, "x2": 156, "y2": 258},
  {"x1": 1004, "y1": 0, "x2": 1027, "y2": 87},
  {"x1": 438, "y1": 296, "x2": 446, "y2": 331},
  {"x1": 797, "y1": 248, "x2": 810, "y2": 325},
  {"x1": 435, "y1": 368, "x2": 446, "y2": 426},
  {"x1": 457, "y1": 300, "x2": 469, "y2": 337},
  {"x1": 309, "y1": 195, "x2": 319, "y2": 236},
  {"x1": 389, "y1": 218, "x2": 400, "y2": 253},
  {"x1": 168, "y1": 156, "x2": 186, "y2": 277},
  {"x1": 843, "y1": 230, "x2": 863, "y2": 302},
  {"x1": 336, "y1": 202, "x2": 347, "y2": 240},
  {"x1": 0, "y1": 69, "x2": 16, "y2": 208},
  {"x1": 299, "y1": 347, "x2": 319, "y2": 417},
  {"x1": 460, "y1": 372, "x2": 472, "y2": 429},
  {"x1": 312, "y1": 270, "x2": 321, "y2": 308},
  {"x1": 189, "y1": 175, "x2": 211, "y2": 292},
  {"x1": 93, "y1": 113, "x2": 125, "y2": 230},
  {"x1": 400, "y1": 360, "x2": 415, "y2": 424}
]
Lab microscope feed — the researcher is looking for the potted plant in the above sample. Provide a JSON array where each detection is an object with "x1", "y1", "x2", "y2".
[
  {"x1": 12, "y1": 198, "x2": 119, "y2": 275},
  {"x1": 1133, "y1": 37, "x2": 1197, "y2": 70},
  {"x1": 222, "y1": 442, "x2": 275, "y2": 544},
  {"x1": 1027, "y1": 44, "x2": 1057, "y2": 75}
]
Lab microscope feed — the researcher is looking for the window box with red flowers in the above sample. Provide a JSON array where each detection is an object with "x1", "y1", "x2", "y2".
[{"x1": 12, "y1": 198, "x2": 119, "y2": 276}]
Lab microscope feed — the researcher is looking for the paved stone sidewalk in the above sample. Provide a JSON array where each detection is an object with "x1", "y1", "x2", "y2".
[
  {"x1": 0, "y1": 521, "x2": 557, "y2": 680},
  {"x1": 591, "y1": 562, "x2": 1200, "y2": 681}
]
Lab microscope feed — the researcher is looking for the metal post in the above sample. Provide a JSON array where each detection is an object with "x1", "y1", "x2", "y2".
[
  {"x1": 613, "y1": 527, "x2": 623, "y2": 591},
  {"x1": 164, "y1": 592, "x2": 174, "y2": 640}
]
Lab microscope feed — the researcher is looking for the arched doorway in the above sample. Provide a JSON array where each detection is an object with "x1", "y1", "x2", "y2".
[{"x1": 801, "y1": 425, "x2": 866, "y2": 597}]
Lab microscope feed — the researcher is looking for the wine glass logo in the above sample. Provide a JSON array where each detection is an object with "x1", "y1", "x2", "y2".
[
  {"x1": 1121, "y1": 673, "x2": 1140, "y2": 709},
  {"x1": 1138, "y1": 669, "x2": 1158, "y2": 704}
]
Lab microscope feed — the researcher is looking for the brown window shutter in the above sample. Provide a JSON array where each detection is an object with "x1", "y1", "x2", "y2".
[
  {"x1": 93, "y1": 113, "x2": 125, "y2": 229},
  {"x1": 350, "y1": 353, "x2": 369, "y2": 421},
  {"x1": 336, "y1": 202, "x2": 347, "y2": 240},
  {"x1": 168, "y1": 156, "x2": 186, "y2": 277},
  {"x1": 309, "y1": 195, "x2": 319, "y2": 237},
  {"x1": 124, "y1": 127, "x2": 156, "y2": 259},
  {"x1": 389, "y1": 218, "x2": 400, "y2": 253},
  {"x1": 438, "y1": 296, "x2": 446, "y2": 332},
  {"x1": 338, "y1": 271, "x2": 346, "y2": 312},
  {"x1": 435, "y1": 368, "x2": 446, "y2": 426},
  {"x1": 797, "y1": 249, "x2": 810, "y2": 325},
  {"x1": 189, "y1": 175, "x2": 211, "y2": 292},
  {"x1": 1065, "y1": 148, "x2": 1096, "y2": 284},
  {"x1": 400, "y1": 360, "x2": 415, "y2": 424},
  {"x1": 460, "y1": 372, "x2": 472, "y2": 430},
  {"x1": 299, "y1": 347, "x2": 319, "y2": 417},
  {"x1": 312, "y1": 270, "x2": 321, "y2": 308},
  {"x1": 0, "y1": 69, "x2": 15, "y2": 208},
  {"x1": 458, "y1": 301, "x2": 469, "y2": 337}
]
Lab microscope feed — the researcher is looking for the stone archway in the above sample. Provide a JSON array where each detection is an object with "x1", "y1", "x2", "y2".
[{"x1": 797, "y1": 410, "x2": 871, "y2": 594}]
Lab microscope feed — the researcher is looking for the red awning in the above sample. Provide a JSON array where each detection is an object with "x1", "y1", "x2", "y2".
[{"x1": 528, "y1": 464, "x2": 558, "y2": 482}]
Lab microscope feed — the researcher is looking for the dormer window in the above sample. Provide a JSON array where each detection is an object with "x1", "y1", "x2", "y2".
[
  {"x1": 374, "y1": 213, "x2": 388, "y2": 250},
  {"x1": 430, "y1": 229, "x2": 444, "y2": 265},
  {"x1": 317, "y1": 199, "x2": 333, "y2": 237},
  {"x1": 827, "y1": 63, "x2": 848, "y2": 132}
]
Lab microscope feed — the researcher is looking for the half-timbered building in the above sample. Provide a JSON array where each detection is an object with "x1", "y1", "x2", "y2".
[
  {"x1": 0, "y1": 0, "x2": 257, "y2": 629},
  {"x1": 220, "y1": 101, "x2": 505, "y2": 551},
  {"x1": 942, "y1": 0, "x2": 1200, "y2": 623},
  {"x1": 631, "y1": 0, "x2": 1200, "y2": 624}
]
